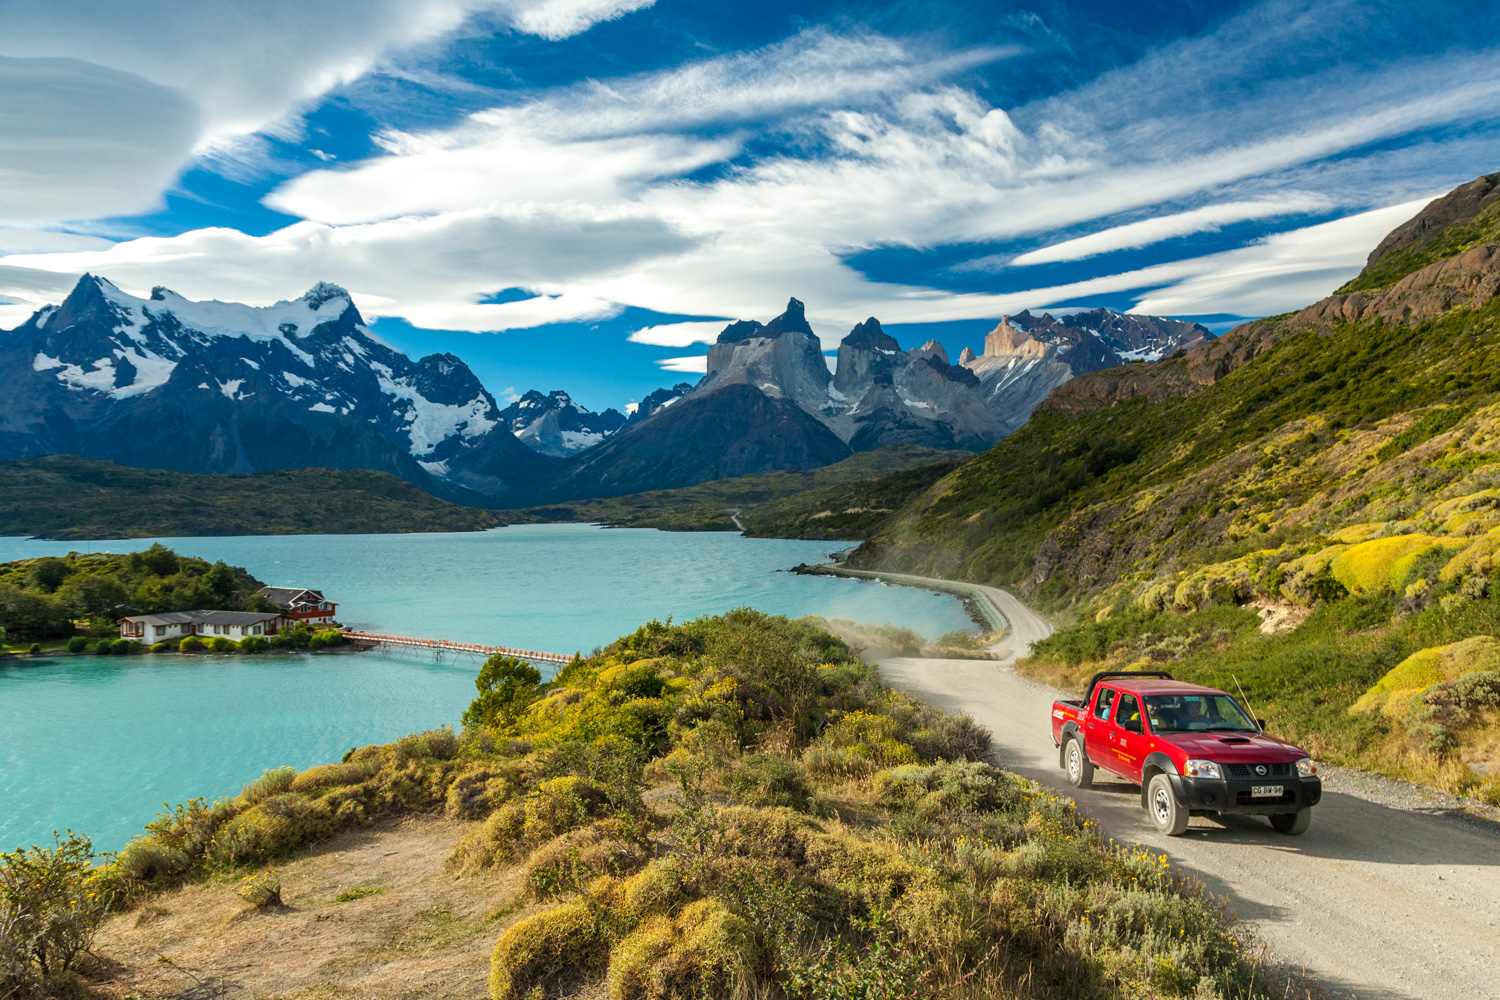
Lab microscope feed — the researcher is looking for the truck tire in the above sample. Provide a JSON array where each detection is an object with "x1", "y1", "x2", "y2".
[
  {"x1": 1269, "y1": 809, "x2": 1312, "y2": 835},
  {"x1": 1147, "y1": 773, "x2": 1189, "y2": 836},
  {"x1": 1065, "y1": 736, "x2": 1093, "y2": 789}
]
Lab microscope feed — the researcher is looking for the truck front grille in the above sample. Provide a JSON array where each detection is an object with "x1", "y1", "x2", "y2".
[{"x1": 1226, "y1": 762, "x2": 1291, "y2": 778}]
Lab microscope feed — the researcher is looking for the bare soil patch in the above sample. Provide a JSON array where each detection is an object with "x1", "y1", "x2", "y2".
[{"x1": 91, "y1": 815, "x2": 529, "y2": 1000}]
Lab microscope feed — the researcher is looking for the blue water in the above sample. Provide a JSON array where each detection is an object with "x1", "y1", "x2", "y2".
[{"x1": 0, "y1": 525, "x2": 970, "y2": 851}]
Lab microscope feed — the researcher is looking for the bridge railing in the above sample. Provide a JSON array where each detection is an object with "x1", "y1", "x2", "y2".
[{"x1": 340, "y1": 630, "x2": 573, "y2": 664}]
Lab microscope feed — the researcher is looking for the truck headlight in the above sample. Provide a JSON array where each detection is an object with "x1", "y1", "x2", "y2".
[
  {"x1": 1184, "y1": 759, "x2": 1222, "y2": 779},
  {"x1": 1296, "y1": 757, "x2": 1318, "y2": 777}
]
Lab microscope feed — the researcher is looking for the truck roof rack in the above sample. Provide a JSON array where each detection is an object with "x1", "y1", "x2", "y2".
[{"x1": 1082, "y1": 670, "x2": 1175, "y2": 706}]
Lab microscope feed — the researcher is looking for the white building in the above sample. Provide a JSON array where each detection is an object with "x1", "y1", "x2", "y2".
[{"x1": 118, "y1": 610, "x2": 283, "y2": 641}]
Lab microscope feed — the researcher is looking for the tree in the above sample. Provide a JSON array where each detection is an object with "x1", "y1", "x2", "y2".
[
  {"x1": 246, "y1": 593, "x2": 280, "y2": 614},
  {"x1": 462, "y1": 654, "x2": 542, "y2": 732},
  {"x1": 203, "y1": 560, "x2": 237, "y2": 601},
  {"x1": 130, "y1": 543, "x2": 179, "y2": 578},
  {"x1": 55, "y1": 573, "x2": 128, "y2": 618},
  {"x1": 27, "y1": 558, "x2": 73, "y2": 594}
]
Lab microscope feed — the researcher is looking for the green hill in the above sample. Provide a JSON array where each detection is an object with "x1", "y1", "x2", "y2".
[
  {"x1": 0, "y1": 456, "x2": 509, "y2": 540},
  {"x1": 519, "y1": 444, "x2": 970, "y2": 536},
  {"x1": 851, "y1": 171, "x2": 1500, "y2": 804}
]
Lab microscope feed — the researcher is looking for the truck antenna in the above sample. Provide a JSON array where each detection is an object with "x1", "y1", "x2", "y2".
[{"x1": 1231, "y1": 674, "x2": 1262, "y2": 729}]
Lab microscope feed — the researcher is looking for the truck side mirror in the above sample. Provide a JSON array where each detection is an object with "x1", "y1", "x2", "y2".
[{"x1": 1256, "y1": 718, "x2": 1267, "y2": 730}]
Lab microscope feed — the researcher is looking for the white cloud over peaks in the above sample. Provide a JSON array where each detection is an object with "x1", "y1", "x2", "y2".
[
  {"x1": 1003, "y1": 197, "x2": 1332, "y2": 267},
  {"x1": 627, "y1": 322, "x2": 728, "y2": 347},
  {"x1": 657, "y1": 355, "x2": 709, "y2": 374},
  {"x1": 0, "y1": 0, "x2": 655, "y2": 225}
]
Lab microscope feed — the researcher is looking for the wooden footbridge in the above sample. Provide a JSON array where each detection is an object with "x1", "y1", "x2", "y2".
[{"x1": 340, "y1": 630, "x2": 573, "y2": 665}]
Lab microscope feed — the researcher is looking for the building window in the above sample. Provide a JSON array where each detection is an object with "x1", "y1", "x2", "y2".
[
  {"x1": 252, "y1": 625, "x2": 262, "y2": 635},
  {"x1": 154, "y1": 626, "x2": 165, "y2": 637}
]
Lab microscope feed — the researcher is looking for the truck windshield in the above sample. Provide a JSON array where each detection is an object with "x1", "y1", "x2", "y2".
[{"x1": 1144, "y1": 694, "x2": 1257, "y2": 733}]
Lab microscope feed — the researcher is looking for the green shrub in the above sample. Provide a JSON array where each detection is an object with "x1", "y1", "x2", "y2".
[
  {"x1": 489, "y1": 901, "x2": 610, "y2": 1000},
  {"x1": 150, "y1": 642, "x2": 170, "y2": 653},
  {"x1": 238, "y1": 636, "x2": 270, "y2": 653},
  {"x1": 236, "y1": 870, "x2": 282, "y2": 908},
  {"x1": 93, "y1": 638, "x2": 114, "y2": 655},
  {"x1": 728, "y1": 754, "x2": 812, "y2": 812},
  {"x1": 179, "y1": 636, "x2": 205, "y2": 652},
  {"x1": 27, "y1": 642, "x2": 41, "y2": 654},
  {"x1": 111, "y1": 638, "x2": 140, "y2": 655},
  {"x1": 209, "y1": 636, "x2": 236, "y2": 653},
  {"x1": 0, "y1": 832, "x2": 110, "y2": 991},
  {"x1": 308, "y1": 629, "x2": 344, "y2": 650},
  {"x1": 242, "y1": 766, "x2": 298, "y2": 805},
  {"x1": 65, "y1": 636, "x2": 89, "y2": 653}
]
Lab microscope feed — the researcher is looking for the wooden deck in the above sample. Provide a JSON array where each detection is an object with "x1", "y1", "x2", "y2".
[{"x1": 340, "y1": 630, "x2": 573, "y2": 664}]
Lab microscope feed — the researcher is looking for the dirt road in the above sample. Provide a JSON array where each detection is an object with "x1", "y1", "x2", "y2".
[{"x1": 877, "y1": 580, "x2": 1500, "y2": 1000}]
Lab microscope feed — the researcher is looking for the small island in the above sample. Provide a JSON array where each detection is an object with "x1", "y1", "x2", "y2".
[{"x1": 0, "y1": 545, "x2": 345, "y2": 657}]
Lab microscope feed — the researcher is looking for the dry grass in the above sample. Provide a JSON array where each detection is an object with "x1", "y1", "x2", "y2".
[{"x1": 89, "y1": 815, "x2": 527, "y2": 1000}]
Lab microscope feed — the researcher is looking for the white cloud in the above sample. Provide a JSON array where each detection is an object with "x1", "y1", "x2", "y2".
[
  {"x1": 1002, "y1": 197, "x2": 1331, "y2": 267},
  {"x1": 657, "y1": 355, "x2": 709, "y2": 374},
  {"x1": 0, "y1": 230, "x2": 115, "y2": 254},
  {"x1": 627, "y1": 321, "x2": 727, "y2": 347},
  {"x1": 511, "y1": 0, "x2": 656, "y2": 41},
  {"x1": 0, "y1": 58, "x2": 200, "y2": 226},
  {"x1": 0, "y1": 0, "x2": 656, "y2": 225}
]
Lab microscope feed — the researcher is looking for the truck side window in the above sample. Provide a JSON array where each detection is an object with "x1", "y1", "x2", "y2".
[
  {"x1": 1116, "y1": 693, "x2": 1142, "y2": 733},
  {"x1": 1093, "y1": 687, "x2": 1117, "y2": 721}
]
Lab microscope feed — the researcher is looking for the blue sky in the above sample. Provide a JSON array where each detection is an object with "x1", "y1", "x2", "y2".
[{"x1": 2, "y1": 0, "x2": 1499, "y2": 412}]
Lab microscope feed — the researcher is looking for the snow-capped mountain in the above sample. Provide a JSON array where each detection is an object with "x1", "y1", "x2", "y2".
[
  {"x1": 499, "y1": 389, "x2": 626, "y2": 458},
  {"x1": 962, "y1": 308, "x2": 1212, "y2": 433},
  {"x1": 0, "y1": 275, "x2": 547, "y2": 498}
]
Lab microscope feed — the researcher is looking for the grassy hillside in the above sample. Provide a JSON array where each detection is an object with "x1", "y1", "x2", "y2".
[
  {"x1": 0, "y1": 455, "x2": 509, "y2": 539},
  {"x1": 12, "y1": 611, "x2": 1285, "y2": 1000},
  {"x1": 519, "y1": 444, "x2": 969, "y2": 536},
  {"x1": 852, "y1": 172, "x2": 1500, "y2": 804}
]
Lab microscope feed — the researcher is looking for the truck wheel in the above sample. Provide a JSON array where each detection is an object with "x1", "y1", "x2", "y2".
[
  {"x1": 1269, "y1": 809, "x2": 1312, "y2": 835},
  {"x1": 1147, "y1": 773, "x2": 1189, "y2": 836},
  {"x1": 1065, "y1": 737, "x2": 1093, "y2": 789}
]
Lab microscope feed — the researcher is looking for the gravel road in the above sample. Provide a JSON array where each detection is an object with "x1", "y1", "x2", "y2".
[{"x1": 876, "y1": 580, "x2": 1500, "y2": 1000}]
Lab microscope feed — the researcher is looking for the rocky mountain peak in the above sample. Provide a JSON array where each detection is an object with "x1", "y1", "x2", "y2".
[
  {"x1": 958, "y1": 346, "x2": 978, "y2": 366},
  {"x1": 500, "y1": 388, "x2": 625, "y2": 458},
  {"x1": 761, "y1": 297, "x2": 813, "y2": 337},
  {"x1": 913, "y1": 340, "x2": 950, "y2": 365},
  {"x1": 842, "y1": 318, "x2": 900, "y2": 353},
  {"x1": 1367, "y1": 172, "x2": 1500, "y2": 267},
  {"x1": 982, "y1": 319, "x2": 1052, "y2": 358},
  {"x1": 302, "y1": 281, "x2": 352, "y2": 310},
  {"x1": 716, "y1": 319, "x2": 765, "y2": 344}
]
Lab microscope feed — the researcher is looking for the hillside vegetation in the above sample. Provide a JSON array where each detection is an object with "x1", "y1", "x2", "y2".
[
  {"x1": 0, "y1": 456, "x2": 508, "y2": 539},
  {"x1": 852, "y1": 171, "x2": 1500, "y2": 804},
  {"x1": 9, "y1": 612, "x2": 1285, "y2": 1000},
  {"x1": 520, "y1": 444, "x2": 969, "y2": 536}
]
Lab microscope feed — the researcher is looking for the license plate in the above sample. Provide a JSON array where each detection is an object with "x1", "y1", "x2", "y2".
[{"x1": 1251, "y1": 785, "x2": 1283, "y2": 798}]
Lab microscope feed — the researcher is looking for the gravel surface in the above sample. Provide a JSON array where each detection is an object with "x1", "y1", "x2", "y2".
[{"x1": 873, "y1": 578, "x2": 1500, "y2": 1000}]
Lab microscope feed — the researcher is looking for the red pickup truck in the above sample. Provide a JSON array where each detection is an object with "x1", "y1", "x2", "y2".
[{"x1": 1050, "y1": 671, "x2": 1321, "y2": 836}]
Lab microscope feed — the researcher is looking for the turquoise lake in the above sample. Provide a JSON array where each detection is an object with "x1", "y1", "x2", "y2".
[{"x1": 0, "y1": 525, "x2": 972, "y2": 851}]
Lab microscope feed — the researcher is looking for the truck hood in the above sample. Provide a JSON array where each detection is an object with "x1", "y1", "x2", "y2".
[{"x1": 1157, "y1": 732, "x2": 1307, "y2": 761}]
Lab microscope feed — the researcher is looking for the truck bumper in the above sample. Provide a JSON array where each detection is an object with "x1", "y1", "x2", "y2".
[{"x1": 1173, "y1": 774, "x2": 1322, "y2": 815}]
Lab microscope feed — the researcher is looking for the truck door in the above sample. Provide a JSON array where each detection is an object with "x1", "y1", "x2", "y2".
[
  {"x1": 1111, "y1": 692, "x2": 1146, "y2": 783},
  {"x1": 1085, "y1": 685, "x2": 1117, "y2": 772}
]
